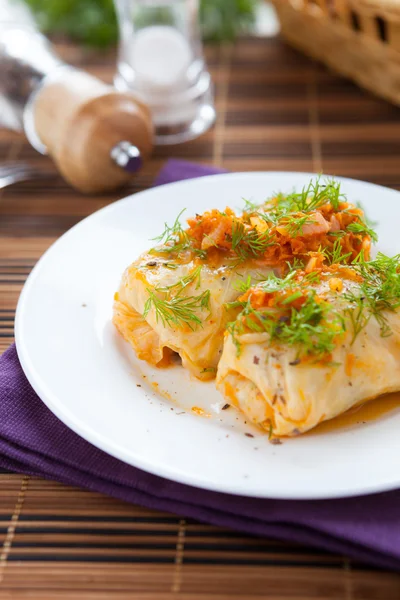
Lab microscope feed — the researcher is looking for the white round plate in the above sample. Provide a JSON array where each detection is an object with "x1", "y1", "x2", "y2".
[{"x1": 15, "y1": 172, "x2": 400, "y2": 499}]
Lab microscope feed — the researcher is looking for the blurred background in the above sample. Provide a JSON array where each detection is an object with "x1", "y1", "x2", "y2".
[{"x1": 0, "y1": 0, "x2": 279, "y2": 46}]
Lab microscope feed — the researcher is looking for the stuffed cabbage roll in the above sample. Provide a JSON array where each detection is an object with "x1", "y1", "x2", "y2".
[
  {"x1": 114, "y1": 179, "x2": 372, "y2": 380},
  {"x1": 216, "y1": 254, "x2": 400, "y2": 436}
]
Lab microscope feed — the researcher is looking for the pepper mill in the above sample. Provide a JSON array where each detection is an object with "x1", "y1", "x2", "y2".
[{"x1": 0, "y1": 13, "x2": 153, "y2": 193}]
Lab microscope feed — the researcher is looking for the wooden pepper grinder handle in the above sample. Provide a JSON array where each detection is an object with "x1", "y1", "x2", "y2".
[{"x1": 32, "y1": 69, "x2": 153, "y2": 193}]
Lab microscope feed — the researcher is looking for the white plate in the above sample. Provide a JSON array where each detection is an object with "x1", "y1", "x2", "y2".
[{"x1": 15, "y1": 172, "x2": 400, "y2": 500}]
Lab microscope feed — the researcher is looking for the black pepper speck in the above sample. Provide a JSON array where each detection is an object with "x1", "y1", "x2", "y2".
[{"x1": 270, "y1": 438, "x2": 282, "y2": 445}]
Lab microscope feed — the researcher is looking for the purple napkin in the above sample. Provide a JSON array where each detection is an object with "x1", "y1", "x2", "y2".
[{"x1": 2, "y1": 159, "x2": 400, "y2": 571}]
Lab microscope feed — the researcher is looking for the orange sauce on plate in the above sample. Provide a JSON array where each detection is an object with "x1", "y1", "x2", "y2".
[{"x1": 309, "y1": 392, "x2": 400, "y2": 436}]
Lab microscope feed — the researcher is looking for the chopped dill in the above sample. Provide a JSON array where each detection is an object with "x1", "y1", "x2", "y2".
[
  {"x1": 227, "y1": 252, "x2": 400, "y2": 358},
  {"x1": 229, "y1": 290, "x2": 345, "y2": 359}
]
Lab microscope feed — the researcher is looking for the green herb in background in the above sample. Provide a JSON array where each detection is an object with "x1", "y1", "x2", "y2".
[{"x1": 21, "y1": 0, "x2": 258, "y2": 48}]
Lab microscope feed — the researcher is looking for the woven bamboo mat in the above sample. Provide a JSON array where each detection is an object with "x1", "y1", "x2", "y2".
[{"x1": 1, "y1": 36, "x2": 400, "y2": 598}]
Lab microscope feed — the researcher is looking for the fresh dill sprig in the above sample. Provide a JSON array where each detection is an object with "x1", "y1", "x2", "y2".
[
  {"x1": 157, "y1": 266, "x2": 203, "y2": 294},
  {"x1": 143, "y1": 288, "x2": 211, "y2": 331},
  {"x1": 322, "y1": 240, "x2": 353, "y2": 265},
  {"x1": 344, "y1": 252, "x2": 400, "y2": 341},
  {"x1": 152, "y1": 209, "x2": 187, "y2": 244},
  {"x1": 247, "y1": 177, "x2": 347, "y2": 240},
  {"x1": 284, "y1": 177, "x2": 343, "y2": 214},
  {"x1": 347, "y1": 221, "x2": 378, "y2": 243},
  {"x1": 242, "y1": 197, "x2": 262, "y2": 213},
  {"x1": 259, "y1": 271, "x2": 297, "y2": 294},
  {"x1": 143, "y1": 265, "x2": 210, "y2": 331},
  {"x1": 355, "y1": 201, "x2": 378, "y2": 230},
  {"x1": 233, "y1": 275, "x2": 253, "y2": 294},
  {"x1": 287, "y1": 257, "x2": 305, "y2": 272},
  {"x1": 283, "y1": 214, "x2": 315, "y2": 237},
  {"x1": 150, "y1": 209, "x2": 207, "y2": 259},
  {"x1": 231, "y1": 220, "x2": 273, "y2": 261}
]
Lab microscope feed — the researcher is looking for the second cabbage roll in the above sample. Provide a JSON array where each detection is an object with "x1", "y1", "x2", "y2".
[{"x1": 217, "y1": 254, "x2": 400, "y2": 436}]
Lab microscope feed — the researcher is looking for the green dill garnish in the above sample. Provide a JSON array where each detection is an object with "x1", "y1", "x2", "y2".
[
  {"x1": 233, "y1": 275, "x2": 253, "y2": 294},
  {"x1": 242, "y1": 197, "x2": 262, "y2": 213},
  {"x1": 150, "y1": 209, "x2": 207, "y2": 258},
  {"x1": 228, "y1": 252, "x2": 400, "y2": 358},
  {"x1": 343, "y1": 253, "x2": 400, "y2": 341},
  {"x1": 143, "y1": 266, "x2": 211, "y2": 331},
  {"x1": 229, "y1": 289, "x2": 345, "y2": 359},
  {"x1": 246, "y1": 177, "x2": 347, "y2": 240},
  {"x1": 259, "y1": 271, "x2": 297, "y2": 294},
  {"x1": 143, "y1": 288, "x2": 211, "y2": 331},
  {"x1": 226, "y1": 319, "x2": 243, "y2": 355},
  {"x1": 322, "y1": 240, "x2": 352, "y2": 265},
  {"x1": 342, "y1": 202, "x2": 378, "y2": 243},
  {"x1": 157, "y1": 266, "x2": 203, "y2": 294},
  {"x1": 283, "y1": 214, "x2": 315, "y2": 237},
  {"x1": 281, "y1": 291, "x2": 303, "y2": 305},
  {"x1": 152, "y1": 209, "x2": 187, "y2": 245},
  {"x1": 287, "y1": 257, "x2": 305, "y2": 272},
  {"x1": 203, "y1": 234, "x2": 219, "y2": 248},
  {"x1": 303, "y1": 271, "x2": 321, "y2": 284},
  {"x1": 329, "y1": 230, "x2": 346, "y2": 238},
  {"x1": 356, "y1": 201, "x2": 378, "y2": 230},
  {"x1": 231, "y1": 220, "x2": 273, "y2": 261},
  {"x1": 347, "y1": 221, "x2": 378, "y2": 243},
  {"x1": 282, "y1": 176, "x2": 343, "y2": 214}
]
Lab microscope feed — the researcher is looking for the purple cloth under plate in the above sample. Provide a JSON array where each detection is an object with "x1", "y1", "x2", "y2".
[{"x1": 2, "y1": 159, "x2": 400, "y2": 571}]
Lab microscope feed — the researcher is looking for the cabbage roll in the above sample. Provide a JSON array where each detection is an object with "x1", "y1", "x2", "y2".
[{"x1": 216, "y1": 254, "x2": 400, "y2": 436}]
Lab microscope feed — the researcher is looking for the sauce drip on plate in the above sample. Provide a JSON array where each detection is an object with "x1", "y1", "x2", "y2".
[{"x1": 308, "y1": 392, "x2": 400, "y2": 436}]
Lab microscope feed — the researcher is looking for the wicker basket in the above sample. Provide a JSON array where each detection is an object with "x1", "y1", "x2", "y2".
[{"x1": 270, "y1": 0, "x2": 400, "y2": 105}]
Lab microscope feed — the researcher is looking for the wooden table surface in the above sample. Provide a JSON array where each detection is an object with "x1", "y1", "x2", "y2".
[{"x1": 1, "y1": 36, "x2": 400, "y2": 599}]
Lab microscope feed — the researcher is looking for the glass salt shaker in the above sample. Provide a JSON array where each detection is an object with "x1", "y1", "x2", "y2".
[{"x1": 114, "y1": 0, "x2": 216, "y2": 144}]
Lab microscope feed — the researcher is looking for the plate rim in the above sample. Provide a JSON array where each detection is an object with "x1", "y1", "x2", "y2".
[{"x1": 15, "y1": 170, "x2": 400, "y2": 500}]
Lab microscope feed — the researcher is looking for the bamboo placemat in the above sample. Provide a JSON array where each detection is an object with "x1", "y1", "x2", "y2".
[{"x1": 1, "y1": 36, "x2": 400, "y2": 599}]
